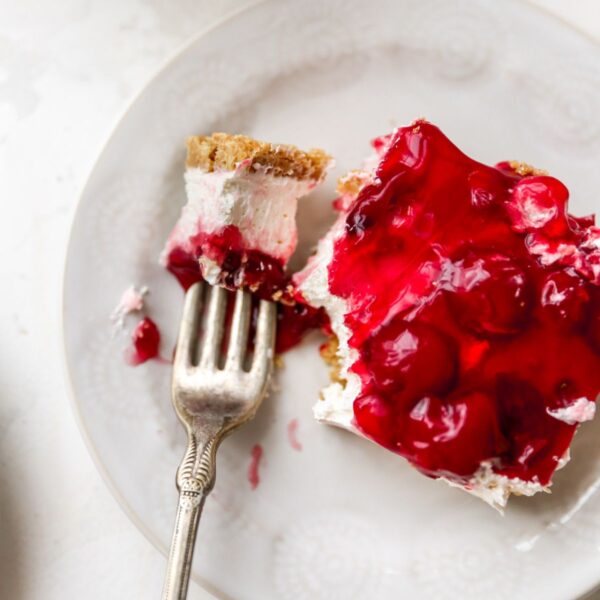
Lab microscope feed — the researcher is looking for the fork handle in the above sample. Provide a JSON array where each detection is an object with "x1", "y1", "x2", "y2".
[
  {"x1": 162, "y1": 433, "x2": 218, "y2": 600},
  {"x1": 161, "y1": 486, "x2": 207, "y2": 600}
]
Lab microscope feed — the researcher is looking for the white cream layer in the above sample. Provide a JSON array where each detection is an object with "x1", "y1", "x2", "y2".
[
  {"x1": 296, "y1": 215, "x2": 362, "y2": 431},
  {"x1": 164, "y1": 165, "x2": 316, "y2": 265}
]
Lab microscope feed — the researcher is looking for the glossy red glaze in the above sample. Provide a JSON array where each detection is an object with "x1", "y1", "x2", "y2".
[
  {"x1": 126, "y1": 317, "x2": 161, "y2": 366},
  {"x1": 275, "y1": 302, "x2": 327, "y2": 354},
  {"x1": 329, "y1": 121, "x2": 600, "y2": 485}
]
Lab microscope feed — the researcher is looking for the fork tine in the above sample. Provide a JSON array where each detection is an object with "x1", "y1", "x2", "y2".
[
  {"x1": 250, "y1": 300, "x2": 276, "y2": 378},
  {"x1": 225, "y1": 290, "x2": 252, "y2": 370},
  {"x1": 174, "y1": 281, "x2": 203, "y2": 370},
  {"x1": 199, "y1": 285, "x2": 227, "y2": 369}
]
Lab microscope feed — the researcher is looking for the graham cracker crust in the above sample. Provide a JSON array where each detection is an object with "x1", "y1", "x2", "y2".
[{"x1": 186, "y1": 132, "x2": 331, "y2": 181}]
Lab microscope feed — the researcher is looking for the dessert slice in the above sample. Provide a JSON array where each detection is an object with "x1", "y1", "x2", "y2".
[
  {"x1": 296, "y1": 120, "x2": 600, "y2": 509},
  {"x1": 162, "y1": 133, "x2": 331, "y2": 299}
]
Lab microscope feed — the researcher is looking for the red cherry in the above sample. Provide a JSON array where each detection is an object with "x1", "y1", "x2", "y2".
[
  {"x1": 468, "y1": 168, "x2": 508, "y2": 209},
  {"x1": 506, "y1": 176, "x2": 569, "y2": 236},
  {"x1": 353, "y1": 394, "x2": 394, "y2": 446},
  {"x1": 447, "y1": 251, "x2": 533, "y2": 337},
  {"x1": 540, "y1": 270, "x2": 590, "y2": 329},
  {"x1": 166, "y1": 247, "x2": 202, "y2": 290},
  {"x1": 495, "y1": 377, "x2": 563, "y2": 478},
  {"x1": 362, "y1": 319, "x2": 458, "y2": 402},
  {"x1": 398, "y1": 392, "x2": 505, "y2": 478}
]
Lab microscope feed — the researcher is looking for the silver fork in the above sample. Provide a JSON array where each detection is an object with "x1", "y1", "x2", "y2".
[{"x1": 161, "y1": 281, "x2": 276, "y2": 600}]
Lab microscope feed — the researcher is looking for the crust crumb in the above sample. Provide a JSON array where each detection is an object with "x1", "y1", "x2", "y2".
[
  {"x1": 508, "y1": 160, "x2": 548, "y2": 177},
  {"x1": 336, "y1": 170, "x2": 370, "y2": 196},
  {"x1": 319, "y1": 335, "x2": 344, "y2": 385}
]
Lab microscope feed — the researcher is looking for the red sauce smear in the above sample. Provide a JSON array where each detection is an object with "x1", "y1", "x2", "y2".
[
  {"x1": 287, "y1": 418, "x2": 303, "y2": 451},
  {"x1": 247, "y1": 443, "x2": 263, "y2": 490},
  {"x1": 125, "y1": 317, "x2": 161, "y2": 365},
  {"x1": 328, "y1": 120, "x2": 600, "y2": 486}
]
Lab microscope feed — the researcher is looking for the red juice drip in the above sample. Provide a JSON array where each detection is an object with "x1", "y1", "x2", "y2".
[
  {"x1": 125, "y1": 317, "x2": 161, "y2": 366},
  {"x1": 247, "y1": 444, "x2": 263, "y2": 490},
  {"x1": 328, "y1": 120, "x2": 600, "y2": 485},
  {"x1": 287, "y1": 418, "x2": 303, "y2": 452}
]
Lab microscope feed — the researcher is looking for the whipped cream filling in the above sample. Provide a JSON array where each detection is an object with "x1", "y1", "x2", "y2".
[
  {"x1": 296, "y1": 216, "x2": 362, "y2": 430},
  {"x1": 163, "y1": 164, "x2": 316, "y2": 267},
  {"x1": 445, "y1": 461, "x2": 550, "y2": 512}
]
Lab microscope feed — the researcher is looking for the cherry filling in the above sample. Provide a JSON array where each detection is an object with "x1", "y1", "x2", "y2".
[
  {"x1": 329, "y1": 121, "x2": 600, "y2": 485},
  {"x1": 165, "y1": 227, "x2": 327, "y2": 353},
  {"x1": 165, "y1": 225, "x2": 287, "y2": 296}
]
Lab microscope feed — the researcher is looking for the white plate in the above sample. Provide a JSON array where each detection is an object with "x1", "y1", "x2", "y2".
[{"x1": 63, "y1": 1, "x2": 600, "y2": 598}]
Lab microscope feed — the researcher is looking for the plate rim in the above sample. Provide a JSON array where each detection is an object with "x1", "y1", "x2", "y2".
[{"x1": 60, "y1": 1, "x2": 600, "y2": 598}]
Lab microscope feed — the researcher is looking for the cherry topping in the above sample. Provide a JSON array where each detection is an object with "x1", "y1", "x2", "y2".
[
  {"x1": 276, "y1": 303, "x2": 328, "y2": 354},
  {"x1": 165, "y1": 232, "x2": 327, "y2": 354},
  {"x1": 587, "y1": 288, "x2": 600, "y2": 352},
  {"x1": 326, "y1": 120, "x2": 600, "y2": 486},
  {"x1": 506, "y1": 176, "x2": 569, "y2": 235},
  {"x1": 166, "y1": 247, "x2": 203, "y2": 290},
  {"x1": 540, "y1": 270, "x2": 590, "y2": 329},
  {"x1": 446, "y1": 251, "x2": 533, "y2": 337},
  {"x1": 468, "y1": 168, "x2": 508, "y2": 209},
  {"x1": 353, "y1": 394, "x2": 394, "y2": 447},
  {"x1": 361, "y1": 320, "x2": 458, "y2": 401},
  {"x1": 399, "y1": 391, "x2": 505, "y2": 478}
]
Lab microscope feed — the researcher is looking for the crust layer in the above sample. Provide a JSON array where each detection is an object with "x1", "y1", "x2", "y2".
[{"x1": 186, "y1": 133, "x2": 331, "y2": 181}]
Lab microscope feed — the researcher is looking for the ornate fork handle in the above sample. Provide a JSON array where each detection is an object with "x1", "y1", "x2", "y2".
[
  {"x1": 161, "y1": 429, "x2": 219, "y2": 600},
  {"x1": 163, "y1": 285, "x2": 276, "y2": 599}
]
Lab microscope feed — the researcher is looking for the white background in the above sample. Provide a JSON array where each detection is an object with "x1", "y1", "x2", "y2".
[{"x1": 1, "y1": 1, "x2": 600, "y2": 598}]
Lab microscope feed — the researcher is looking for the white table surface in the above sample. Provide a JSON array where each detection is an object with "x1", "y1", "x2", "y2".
[{"x1": 1, "y1": 1, "x2": 600, "y2": 598}]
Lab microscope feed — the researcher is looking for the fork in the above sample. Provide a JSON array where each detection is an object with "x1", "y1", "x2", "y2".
[{"x1": 161, "y1": 281, "x2": 276, "y2": 600}]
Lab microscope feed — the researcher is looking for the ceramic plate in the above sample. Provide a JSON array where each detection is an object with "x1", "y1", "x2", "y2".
[{"x1": 64, "y1": 1, "x2": 600, "y2": 598}]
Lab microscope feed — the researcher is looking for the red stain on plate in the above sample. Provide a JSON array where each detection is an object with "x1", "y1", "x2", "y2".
[
  {"x1": 125, "y1": 317, "x2": 161, "y2": 365},
  {"x1": 247, "y1": 444, "x2": 263, "y2": 490},
  {"x1": 287, "y1": 419, "x2": 302, "y2": 451}
]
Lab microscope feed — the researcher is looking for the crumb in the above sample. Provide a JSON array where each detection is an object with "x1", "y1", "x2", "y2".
[
  {"x1": 319, "y1": 336, "x2": 345, "y2": 384},
  {"x1": 508, "y1": 160, "x2": 548, "y2": 177},
  {"x1": 336, "y1": 170, "x2": 370, "y2": 196}
]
